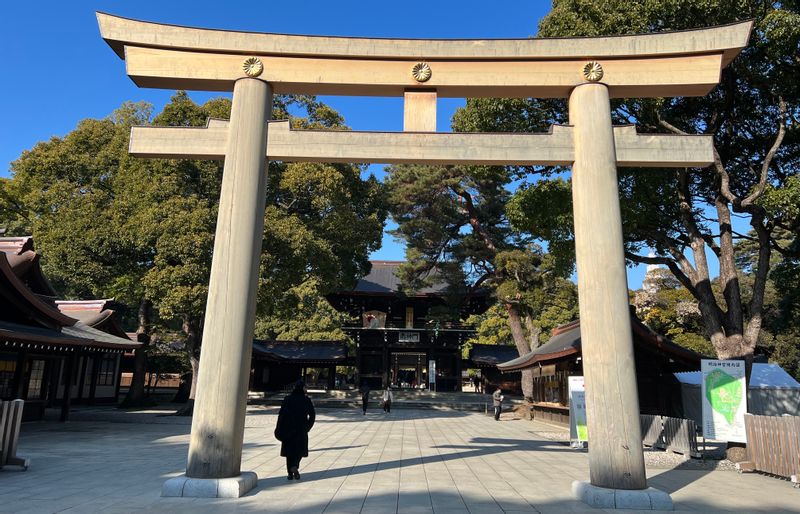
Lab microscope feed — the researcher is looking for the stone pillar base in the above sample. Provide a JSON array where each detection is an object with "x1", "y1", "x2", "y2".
[
  {"x1": 572, "y1": 481, "x2": 673, "y2": 510},
  {"x1": 162, "y1": 472, "x2": 258, "y2": 498}
]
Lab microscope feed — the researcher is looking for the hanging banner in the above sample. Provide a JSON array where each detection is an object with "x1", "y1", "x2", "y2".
[
  {"x1": 428, "y1": 360, "x2": 436, "y2": 384},
  {"x1": 568, "y1": 376, "x2": 588, "y2": 443},
  {"x1": 701, "y1": 359, "x2": 747, "y2": 442}
]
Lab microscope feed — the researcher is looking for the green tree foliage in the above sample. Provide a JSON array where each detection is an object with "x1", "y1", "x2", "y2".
[
  {"x1": 455, "y1": 0, "x2": 800, "y2": 369},
  {"x1": 465, "y1": 273, "x2": 578, "y2": 356},
  {"x1": 385, "y1": 157, "x2": 577, "y2": 399},
  {"x1": 3, "y1": 91, "x2": 386, "y2": 404},
  {"x1": 733, "y1": 226, "x2": 800, "y2": 377},
  {"x1": 637, "y1": 285, "x2": 716, "y2": 357},
  {"x1": 253, "y1": 279, "x2": 352, "y2": 341}
]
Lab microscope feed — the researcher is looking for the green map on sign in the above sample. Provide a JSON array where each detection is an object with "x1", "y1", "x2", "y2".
[{"x1": 705, "y1": 368, "x2": 742, "y2": 425}]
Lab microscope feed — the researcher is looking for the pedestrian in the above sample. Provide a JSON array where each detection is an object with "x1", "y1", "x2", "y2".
[
  {"x1": 359, "y1": 381, "x2": 370, "y2": 415},
  {"x1": 274, "y1": 380, "x2": 315, "y2": 480},
  {"x1": 492, "y1": 387, "x2": 504, "y2": 421},
  {"x1": 382, "y1": 387, "x2": 393, "y2": 413},
  {"x1": 472, "y1": 374, "x2": 481, "y2": 393}
]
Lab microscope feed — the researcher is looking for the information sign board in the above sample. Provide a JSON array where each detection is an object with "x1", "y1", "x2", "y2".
[
  {"x1": 701, "y1": 359, "x2": 747, "y2": 442},
  {"x1": 568, "y1": 376, "x2": 588, "y2": 443}
]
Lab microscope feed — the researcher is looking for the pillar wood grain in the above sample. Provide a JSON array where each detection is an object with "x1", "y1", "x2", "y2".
[
  {"x1": 186, "y1": 78, "x2": 272, "y2": 479},
  {"x1": 569, "y1": 83, "x2": 647, "y2": 490},
  {"x1": 403, "y1": 91, "x2": 437, "y2": 132}
]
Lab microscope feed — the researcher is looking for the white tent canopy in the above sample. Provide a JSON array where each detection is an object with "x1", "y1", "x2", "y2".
[
  {"x1": 675, "y1": 363, "x2": 800, "y2": 389},
  {"x1": 675, "y1": 363, "x2": 800, "y2": 422}
]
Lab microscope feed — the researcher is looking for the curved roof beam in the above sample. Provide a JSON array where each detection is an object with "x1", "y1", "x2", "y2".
[
  {"x1": 97, "y1": 13, "x2": 752, "y2": 98},
  {"x1": 98, "y1": 13, "x2": 751, "y2": 65}
]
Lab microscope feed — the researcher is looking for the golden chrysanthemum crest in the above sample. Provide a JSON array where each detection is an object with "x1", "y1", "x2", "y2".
[
  {"x1": 243, "y1": 57, "x2": 264, "y2": 77},
  {"x1": 582, "y1": 61, "x2": 604, "y2": 82},
  {"x1": 411, "y1": 62, "x2": 432, "y2": 82}
]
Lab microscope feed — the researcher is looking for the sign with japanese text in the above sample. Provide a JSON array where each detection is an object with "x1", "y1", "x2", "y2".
[
  {"x1": 701, "y1": 359, "x2": 747, "y2": 442},
  {"x1": 568, "y1": 376, "x2": 588, "y2": 443}
]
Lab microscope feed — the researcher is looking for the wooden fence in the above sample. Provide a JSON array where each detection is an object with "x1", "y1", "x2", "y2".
[
  {"x1": 738, "y1": 414, "x2": 799, "y2": 487},
  {"x1": 0, "y1": 399, "x2": 29, "y2": 470},
  {"x1": 640, "y1": 414, "x2": 701, "y2": 458}
]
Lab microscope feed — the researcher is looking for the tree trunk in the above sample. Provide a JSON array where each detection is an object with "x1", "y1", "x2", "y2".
[
  {"x1": 174, "y1": 316, "x2": 201, "y2": 416},
  {"x1": 505, "y1": 302, "x2": 533, "y2": 401},
  {"x1": 524, "y1": 315, "x2": 542, "y2": 350},
  {"x1": 121, "y1": 299, "x2": 151, "y2": 407}
]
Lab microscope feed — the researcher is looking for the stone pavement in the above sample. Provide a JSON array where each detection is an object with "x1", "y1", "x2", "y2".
[{"x1": 2, "y1": 406, "x2": 798, "y2": 513}]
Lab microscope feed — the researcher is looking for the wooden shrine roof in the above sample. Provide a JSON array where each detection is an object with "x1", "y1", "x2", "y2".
[
  {"x1": 0, "y1": 238, "x2": 139, "y2": 352},
  {"x1": 252, "y1": 340, "x2": 348, "y2": 364},
  {"x1": 497, "y1": 312, "x2": 703, "y2": 372}
]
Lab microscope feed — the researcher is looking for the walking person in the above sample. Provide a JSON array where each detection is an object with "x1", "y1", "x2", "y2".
[
  {"x1": 359, "y1": 382, "x2": 370, "y2": 415},
  {"x1": 382, "y1": 387, "x2": 393, "y2": 413},
  {"x1": 275, "y1": 380, "x2": 315, "y2": 480},
  {"x1": 492, "y1": 387, "x2": 504, "y2": 421},
  {"x1": 472, "y1": 374, "x2": 481, "y2": 393}
]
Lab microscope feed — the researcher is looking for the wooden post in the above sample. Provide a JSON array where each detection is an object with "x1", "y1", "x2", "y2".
[
  {"x1": 88, "y1": 354, "x2": 101, "y2": 406},
  {"x1": 382, "y1": 344, "x2": 389, "y2": 388},
  {"x1": 60, "y1": 353, "x2": 76, "y2": 422},
  {"x1": 568, "y1": 83, "x2": 646, "y2": 490},
  {"x1": 46, "y1": 359, "x2": 59, "y2": 407},
  {"x1": 186, "y1": 78, "x2": 272, "y2": 479},
  {"x1": 403, "y1": 90, "x2": 437, "y2": 132},
  {"x1": 76, "y1": 354, "x2": 88, "y2": 402},
  {"x1": 11, "y1": 351, "x2": 27, "y2": 399}
]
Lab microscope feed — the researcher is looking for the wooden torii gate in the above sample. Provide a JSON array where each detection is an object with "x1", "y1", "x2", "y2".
[{"x1": 97, "y1": 12, "x2": 751, "y2": 506}]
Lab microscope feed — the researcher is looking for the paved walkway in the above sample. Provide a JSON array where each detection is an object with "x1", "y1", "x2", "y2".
[{"x1": 2, "y1": 406, "x2": 798, "y2": 513}]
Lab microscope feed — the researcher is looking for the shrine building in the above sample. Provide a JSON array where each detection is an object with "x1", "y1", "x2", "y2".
[
  {"x1": 326, "y1": 261, "x2": 490, "y2": 391},
  {"x1": 0, "y1": 237, "x2": 140, "y2": 421}
]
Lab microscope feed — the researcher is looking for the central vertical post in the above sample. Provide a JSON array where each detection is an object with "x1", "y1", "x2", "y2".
[
  {"x1": 569, "y1": 83, "x2": 647, "y2": 491},
  {"x1": 183, "y1": 78, "x2": 272, "y2": 489}
]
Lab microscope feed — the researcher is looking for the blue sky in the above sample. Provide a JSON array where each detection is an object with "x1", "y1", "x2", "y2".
[{"x1": 1, "y1": 1, "x2": 712, "y2": 290}]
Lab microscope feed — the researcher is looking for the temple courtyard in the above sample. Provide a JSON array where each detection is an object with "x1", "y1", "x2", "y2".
[{"x1": 0, "y1": 406, "x2": 796, "y2": 513}]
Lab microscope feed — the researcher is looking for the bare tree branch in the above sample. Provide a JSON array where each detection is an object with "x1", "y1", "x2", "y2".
[
  {"x1": 742, "y1": 96, "x2": 787, "y2": 207},
  {"x1": 449, "y1": 186, "x2": 497, "y2": 252},
  {"x1": 713, "y1": 146, "x2": 739, "y2": 204},
  {"x1": 657, "y1": 115, "x2": 689, "y2": 136}
]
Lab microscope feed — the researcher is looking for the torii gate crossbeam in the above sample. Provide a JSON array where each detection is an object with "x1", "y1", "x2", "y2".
[{"x1": 97, "y1": 12, "x2": 751, "y2": 508}]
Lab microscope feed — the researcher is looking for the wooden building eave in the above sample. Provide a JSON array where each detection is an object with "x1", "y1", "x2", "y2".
[{"x1": 0, "y1": 253, "x2": 77, "y2": 330}]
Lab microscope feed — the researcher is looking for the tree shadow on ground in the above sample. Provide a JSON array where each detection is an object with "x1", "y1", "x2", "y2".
[
  {"x1": 310, "y1": 445, "x2": 366, "y2": 452},
  {"x1": 256, "y1": 434, "x2": 573, "y2": 488},
  {"x1": 306, "y1": 407, "x2": 473, "y2": 423}
]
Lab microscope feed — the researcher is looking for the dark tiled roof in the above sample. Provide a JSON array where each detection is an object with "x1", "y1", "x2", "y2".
[
  {"x1": 0, "y1": 237, "x2": 34, "y2": 254},
  {"x1": 0, "y1": 236, "x2": 57, "y2": 297},
  {"x1": 0, "y1": 238, "x2": 139, "y2": 351},
  {"x1": 62, "y1": 323, "x2": 139, "y2": 349},
  {"x1": 0, "y1": 252, "x2": 76, "y2": 330},
  {"x1": 497, "y1": 312, "x2": 702, "y2": 372},
  {"x1": 351, "y1": 261, "x2": 448, "y2": 295},
  {"x1": 468, "y1": 344, "x2": 521, "y2": 367},
  {"x1": 55, "y1": 300, "x2": 112, "y2": 322},
  {"x1": 0, "y1": 320, "x2": 139, "y2": 351},
  {"x1": 496, "y1": 328, "x2": 581, "y2": 371},
  {"x1": 55, "y1": 300, "x2": 131, "y2": 339},
  {"x1": 252, "y1": 340, "x2": 348, "y2": 363}
]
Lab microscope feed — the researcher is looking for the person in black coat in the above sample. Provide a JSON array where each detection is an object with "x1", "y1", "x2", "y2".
[
  {"x1": 275, "y1": 380, "x2": 316, "y2": 480},
  {"x1": 359, "y1": 382, "x2": 370, "y2": 415}
]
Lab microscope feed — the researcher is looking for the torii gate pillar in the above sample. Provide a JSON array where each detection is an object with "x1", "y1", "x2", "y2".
[
  {"x1": 569, "y1": 83, "x2": 647, "y2": 490},
  {"x1": 164, "y1": 78, "x2": 272, "y2": 496}
]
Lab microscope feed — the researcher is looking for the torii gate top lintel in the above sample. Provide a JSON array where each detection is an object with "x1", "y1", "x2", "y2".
[{"x1": 97, "y1": 12, "x2": 752, "y2": 98}]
